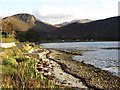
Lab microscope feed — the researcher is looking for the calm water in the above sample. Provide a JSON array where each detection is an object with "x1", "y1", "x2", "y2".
[{"x1": 40, "y1": 41, "x2": 120, "y2": 77}]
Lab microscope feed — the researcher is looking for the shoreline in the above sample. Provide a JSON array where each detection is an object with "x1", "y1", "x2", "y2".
[
  {"x1": 1, "y1": 42, "x2": 119, "y2": 89},
  {"x1": 35, "y1": 48, "x2": 88, "y2": 89},
  {"x1": 46, "y1": 49, "x2": 120, "y2": 89}
]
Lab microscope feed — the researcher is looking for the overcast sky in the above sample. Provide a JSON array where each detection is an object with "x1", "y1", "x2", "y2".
[{"x1": 0, "y1": 0, "x2": 119, "y2": 24}]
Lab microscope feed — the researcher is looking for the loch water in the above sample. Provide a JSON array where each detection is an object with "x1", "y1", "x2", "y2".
[{"x1": 40, "y1": 41, "x2": 120, "y2": 77}]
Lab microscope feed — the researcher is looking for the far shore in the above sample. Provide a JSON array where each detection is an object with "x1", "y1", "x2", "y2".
[{"x1": 35, "y1": 40, "x2": 119, "y2": 44}]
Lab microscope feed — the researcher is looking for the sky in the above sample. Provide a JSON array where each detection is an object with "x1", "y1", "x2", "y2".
[{"x1": 0, "y1": 0, "x2": 119, "y2": 24}]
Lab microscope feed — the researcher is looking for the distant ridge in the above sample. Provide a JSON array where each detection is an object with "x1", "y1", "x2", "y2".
[
  {"x1": 2, "y1": 13, "x2": 119, "y2": 42},
  {"x1": 52, "y1": 16, "x2": 119, "y2": 41},
  {"x1": 55, "y1": 19, "x2": 92, "y2": 27}
]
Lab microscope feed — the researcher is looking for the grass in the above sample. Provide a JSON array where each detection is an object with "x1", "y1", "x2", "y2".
[
  {"x1": 2, "y1": 38, "x2": 15, "y2": 43},
  {"x1": 1, "y1": 43, "x2": 56, "y2": 88}
]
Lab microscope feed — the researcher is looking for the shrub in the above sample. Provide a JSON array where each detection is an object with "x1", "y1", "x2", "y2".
[
  {"x1": 1, "y1": 43, "x2": 56, "y2": 89},
  {"x1": 2, "y1": 38, "x2": 15, "y2": 43}
]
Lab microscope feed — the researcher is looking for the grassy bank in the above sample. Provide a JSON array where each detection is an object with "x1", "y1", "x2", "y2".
[
  {"x1": 1, "y1": 43, "x2": 55, "y2": 88},
  {"x1": 2, "y1": 38, "x2": 15, "y2": 43}
]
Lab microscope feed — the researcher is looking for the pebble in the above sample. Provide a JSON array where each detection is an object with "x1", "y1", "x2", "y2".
[
  {"x1": 61, "y1": 80, "x2": 67, "y2": 84},
  {"x1": 43, "y1": 68, "x2": 49, "y2": 72},
  {"x1": 43, "y1": 72, "x2": 48, "y2": 76},
  {"x1": 35, "y1": 49, "x2": 87, "y2": 88},
  {"x1": 36, "y1": 50, "x2": 56, "y2": 81},
  {"x1": 37, "y1": 60, "x2": 40, "y2": 62},
  {"x1": 60, "y1": 73, "x2": 63, "y2": 75}
]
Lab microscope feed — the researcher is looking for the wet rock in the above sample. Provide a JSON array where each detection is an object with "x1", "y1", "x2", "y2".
[
  {"x1": 60, "y1": 73, "x2": 63, "y2": 75},
  {"x1": 60, "y1": 80, "x2": 67, "y2": 84},
  {"x1": 68, "y1": 82, "x2": 72, "y2": 85},
  {"x1": 57, "y1": 58, "x2": 61, "y2": 60}
]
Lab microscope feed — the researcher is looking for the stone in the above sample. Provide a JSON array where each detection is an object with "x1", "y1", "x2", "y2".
[
  {"x1": 43, "y1": 72, "x2": 48, "y2": 77},
  {"x1": 43, "y1": 68, "x2": 49, "y2": 72},
  {"x1": 37, "y1": 66, "x2": 43, "y2": 71},
  {"x1": 60, "y1": 80, "x2": 67, "y2": 84}
]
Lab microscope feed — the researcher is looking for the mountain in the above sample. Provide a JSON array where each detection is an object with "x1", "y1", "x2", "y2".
[
  {"x1": 2, "y1": 13, "x2": 119, "y2": 42},
  {"x1": 2, "y1": 13, "x2": 56, "y2": 41},
  {"x1": 52, "y1": 16, "x2": 119, "y2": 41},
  {"x1": 3, "y1": 14, "x2": 36, "y2": 31},
  {"x1": 55, "y1": 19, "x2": 92, "y2": 27}
]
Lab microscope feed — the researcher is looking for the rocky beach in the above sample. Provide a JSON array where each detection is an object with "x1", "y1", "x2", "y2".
[
  {"x1": 34, "y1": 48, "x2": 120, "y2": 89},
  {"x1": 34, "y1": 48, "x2": 88, "y2": 89}
]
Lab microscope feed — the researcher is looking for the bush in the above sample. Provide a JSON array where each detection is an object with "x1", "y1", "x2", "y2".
[
  {"x1": 2, "y1": 38, "x2": 15, "y2": 43},
  {"x1": 1, "y1": 44, "x2": 55, "y2": 88}
]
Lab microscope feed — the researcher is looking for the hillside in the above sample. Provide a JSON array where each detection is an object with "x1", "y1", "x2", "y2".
[
  {"x1": 2, "y1": 13, "x2": 56, "y2": 42},
  {"x1": 52, "y1": 16, "x2": 119, "y2": 41},
  {"x1": 2, "y1": 14, "x2": 119, "y2": 42},
  {"x1": 3, "y1": 14, "x2": 35, "y2": 32}
]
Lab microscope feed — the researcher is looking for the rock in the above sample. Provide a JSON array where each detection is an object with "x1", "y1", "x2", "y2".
[
  {"x1": 57, "y1": 58, "x2": 61, "y2": 60},
  {"x1": 28, "y1": 48, "x2": 34, "y2": 53},
  {"x1": 43, "y1": 61, "x2": 49, "y2": 67},
  {"x1": 43, "y1": 72, "x2": 48, "y2": 77},
  {"x1": 60, "y1": 73, "x2": 63, "y2": 75},
  {"x1": 36, "y1": 60, "x2": 39, "y2": 62},
  {"x1": 37, "y1": 66, "x2": 43, "y2": 71},
  {"x1": 38, "y1": 61, "x2": 42, "y2": 64},
  {"x1": 40, "y1": 71, "x2": 44, "y2": 74},
  {"x1": 42, "y1": 58, "x2": 49, "y2": 62},
  {"x1": 43, "y1": 68, "x2": 49, "y2": 72},
  {"x1": 47, "y1": 72, "x2": 52, "y2": 75},
  {"x1": 48, "y1": 75, "x2": 55, "y2": 80},
  {"x1": 36, "y1": 64, "x2": 42, "y2": 67},
  {"x1": 61, "y1": 80, "x2": 67, "y2": 84},
  {"x1": 51, "y1": 64, "x2": 55, "y2": 67},
  {"x1": 68, "y1": 82, "x2": 72, "y2": 85},
  {"x1": 37, "y1": 49, "x2": 43, "y2": 53},
  {"x1": 39, "y1": 53, "x2": 43, "y2": 59},
  {"x1": 25, "y1": 56, "x2": 30, "y2": 59},
  {"x1": 49, "y1": 64, "x2": 55, "y2": 69}
]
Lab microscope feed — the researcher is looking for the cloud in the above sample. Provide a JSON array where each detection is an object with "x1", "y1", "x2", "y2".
[
  {"x1": 0, "y1": 0, "x2": 118, "y2": 24},
  {"x1": 32, "y1": 6, "x2": 75, "y2": 24},
  {"x1": 101, "y1": 0, "x2": 118, "y2": 16},
  {"x1": 32, "y1": 11, "x2": 73, "y2": 24},
  {"x1": 32, "y1": 10, "x2": 73, "y2": 19},
  {"x1": 31, "y1": 1, "x2": 118, "y2": 24},
  {"x1": 32, "y1": 6, "x2": 94, "y2": 24},
  {"x1": 118, "y1": 1, "x2": 120, "y2": 16}
]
